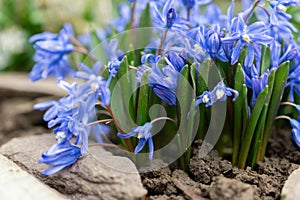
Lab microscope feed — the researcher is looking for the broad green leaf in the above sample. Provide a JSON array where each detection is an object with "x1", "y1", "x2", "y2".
[
  {"x1": 242, "y1": 84, "x2": 248, "y2": 136},
  {"x1": 232, "y1": 64, "x2": 245, "y2": 166},
  {"x1": 238, "y1": 85, "x2": 269, "y2": 169},
  {"x1": 259, "y1": 61, "x2": 290, "y2": 161},
  {"x1": 136, "y1": 70, "x2": 150, "y2": 125},
  {"x1": 90, "y1": 30, "x2": 108, "y2": 64},
  {"x1": 260, "y1": 45, "x2": 271, "y2": 74},
  {"x1": 249, "y1": 104, "x2": 268, "y2": 168},
  {"x1": 111, "y1": 56, "x2": 137, "y2": 132}
]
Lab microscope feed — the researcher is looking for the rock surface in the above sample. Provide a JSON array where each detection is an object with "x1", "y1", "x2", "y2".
[
  {"x1": 0, "y1": 72, "x2": 67, "y2": 97},
  {"x1": 282, "y1": 167, "x2": 300, "y2": 200},
  {"x1": 209, "y1": 176, "x2": 254, "y2": 200},
  {"x1": 0, "y1": 134, "x2": 147, "y2": 200},
  {"x1": 0, "y1": 154, "x2": 68, "y2": 200}
]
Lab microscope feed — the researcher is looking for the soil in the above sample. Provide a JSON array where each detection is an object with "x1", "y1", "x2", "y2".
[{"x1": 141, "y1": 130, "x2": 300, "y2": 200}]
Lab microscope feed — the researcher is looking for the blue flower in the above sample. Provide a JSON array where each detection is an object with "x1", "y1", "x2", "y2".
[
  {"x1": 39, "y1": 139, "x2": 81, "y2": 175},
  {"x1": 76, "y1": 62, "x2": 111, "y2": 106},
  {"x1": 199, "y1": 25, "x2": 222, "y2": 58},
  {"x1": 165, "y1": 51, "x2": 187, "y2": 72},
  {"x1": 270, "y1": 41, "x2": 298, "y2": 68},
  {"x1": 196, "y1": 81, "x2": 239, "y2": 107},
  {"x1": 287, "y1": 64, "x2": 300, "y2": 102},
  {"x1": 290, "y1": 119, "x2": 300, "y2": 147},
  {"x1": 270, "y1": 0, "x2": 300, "y2": 22},
  {"x1": 151, "y1": 0, "x2": 189, "y2": 32},
  {"x1": 181, "y1": 0, "x2": 211, "y2": 9},
  {"x1": 104, "y1": 39, "x2": 124, "y2": 77},
  {"x1": 117, "y1": 122, "x2": 154, "y2": 160},
  {"x1": 222, "y1": 14, "x2": 273, "y2": 66},
  {"x1": 29, "y1": 23, "x2": 75, "y2": 82},
  {"x1": 149, "y1": 59, "x2": 179, "y2": 106}
]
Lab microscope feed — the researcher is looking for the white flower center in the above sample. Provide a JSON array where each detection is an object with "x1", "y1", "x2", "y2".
[
  {"x1": 137, "y1": 132, "x2": 143, "y2": 139},
  {"x1": 242, "y1": 34, "x2": 251, "y2": 43},
  {"x1": 202, "y1": 94, "x2": 210, "y2": 103},
  {"x1": 216, "y1": 89, "x2": 225, "y2": 100},
  {"x1": 89, "y1": 74, "x2": 96, "y2": 80},
  {"x1": 194, "y1": 44, "x2": 202, "y2": 53},
  {"x1": 277, "y1": 4, "x2": 287, "y2": 13},
  {"x1": 56, "y1": 132, "x2": 66, "y2": 142},
  {"x1": 91, "y1": 82, "x2": 99, "y2": 92}
]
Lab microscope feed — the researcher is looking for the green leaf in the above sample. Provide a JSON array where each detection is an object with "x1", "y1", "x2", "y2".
[
  {"x1": 136, "y1": 70, "x2": 150, "y2": 125},
  {"x1": 242, "y1": 84, "x2": 249, "y2": 136},
  {"x1": 260, "y1": 45, "x2": 271, "y2": 74},
  {"x1": 139, "y1": 3, "x2": 152, "y2": 28},
  {"x1": 176, "y1": 65, "x2": 196, "y2": 169},
  {"x1": 195, "y1": 60, "x2": 209, "y2": 140},
  {"x1": 90, "y1": 30, "x2": 108, "y2": 64},
  {"x1": 238, "y1": 85, "x2": 269, "y2": 169},
  {"x1": 249, "y1": 70, "x2": 275, "y2": 166},
  {"x1": 111, "y1": 56, "x2": 137, "y2": 132},
  {"x1": 249, "y1": 104, "x2": 268, "y2": 168},
  {"x1": 259, "y1": 61, "x2": 290, "y2": 161},
  {"x1": 232, "y1": 64, "x2": 245, "y2": 166}
]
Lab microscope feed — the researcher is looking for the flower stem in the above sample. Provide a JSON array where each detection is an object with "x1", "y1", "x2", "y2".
[
  {"x1": 244, "y1": 0, "x2": 261, "y2": 22},
  {"x1": 69, "y1": 35, "x2": 97, "y2": 63},
  {"x1": 275, "y1": 115, "x2": 291, "y2": 121},
  {"x1": 106, "y1": 105, "x2": 134, "y2": 152},
  {"x1": 150, "y1": 116, "x2": 177, "y2": 124},
  {"x1": 158, "y1": 29, "x2": 169, "y2": 56},
  {"x1": 87, "y1": 119, "x2": 113, "y2": 126},
  {"x1": 130, "y1": 1, "x2": 136, "y2": 30},
  {"x1": 187, "y1": 8, "x2": 191, "y2": 21}
]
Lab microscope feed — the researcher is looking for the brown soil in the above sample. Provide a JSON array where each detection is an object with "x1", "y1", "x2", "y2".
[{"x1": 141, "y1": 130, "x2": 300, "y2": 200}]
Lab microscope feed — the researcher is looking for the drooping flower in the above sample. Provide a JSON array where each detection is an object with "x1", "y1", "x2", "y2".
[
  {"x1": 290, "y1": 119, "x2": 300, "y2": 147},
  {"x1": 181, "y1": 0, "x2": 211, "y2": 9},
  {"x1": 195, "y1": 81, "x2": 239, "y2": 107},
  {"x1": 151, "y1": 0, "x2": 189, "y2": 32},
  {"x1": 199, "y1": 24, "x2": 222, "y2": 58},
  {"x1": 117, "y1": 122, "x2": 154, "y2": 160},
  {"x1": 148, "y1": 54, "x2": 182, "y2": 106},
  {"x1": 76, "y1": 62, "x2": 111, "y2": 107},
  {"x1": 270, "y1": 0, "x2": 300, "y2": 22},
  {"x1": 222, "y1": 14, "x2": 273, "y2": 66},
  {"x1": 39, "y1": 139, "x2": 81, "y2": 176},
  {"x1": 29, "y1": 23, "x2": 75, "y2": 82}
]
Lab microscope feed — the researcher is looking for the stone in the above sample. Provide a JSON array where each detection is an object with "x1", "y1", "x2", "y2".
[
  {"x1": 0, "y1": 134, "x2": 147, "y2": 200},
  {"x1": 209, "y1": 176, "x2": 254, "y2": 200},
  {"x1": 0, "y1": 154, "x2": 68, "y2": 200},
  {"x1": 282, "y1": 167, "x2": 300, "y2": 200},
  {"x1": 0, "y1": 72, "x2": 67, "y2": 97}
]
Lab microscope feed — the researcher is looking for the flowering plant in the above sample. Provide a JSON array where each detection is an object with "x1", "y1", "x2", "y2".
[{"x1": 30, "y1": 0, "x2": 300, "y2": 175}]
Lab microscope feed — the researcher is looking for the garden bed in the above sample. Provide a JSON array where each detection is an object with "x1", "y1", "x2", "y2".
[{"x1": 141, "y1": 131, "x2": 299, "y2": 199}]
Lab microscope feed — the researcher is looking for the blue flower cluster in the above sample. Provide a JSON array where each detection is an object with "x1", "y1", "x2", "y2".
[
  {"x1": 29, "y1": 0, "x2": 300, "y2": 174},
  {"x1": 29, "y1": 24, "x2": 75, "y2": 82}
]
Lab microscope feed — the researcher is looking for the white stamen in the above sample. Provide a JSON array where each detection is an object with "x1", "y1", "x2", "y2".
[
  {"x1": 89, "y1": 74, "x2": 96, "y2": 80},
  {"x1": 216, "y1": 89, "x2": 225, "y2": 100},
  {"x1": 137, "y1": 132, "x2": 143, "y2": 139},
  {"x1": 194, "y1": 44, "x2": 202, "y2": 53},
  {"x1": 56, "y1": 132, "x2": 66, "y2": 143},
  {"x1": 277, "y1": 4, "x2": 287, "y2": 13},
  {"x1": 242, "y1": 34, "x2": 251, "y2": 43},
  {"x1": 202, "y1": 94, "x2": 210, "y2": 103},
  {"x1": 91, "y1": 82, "x2": 99, "y2": 91}
]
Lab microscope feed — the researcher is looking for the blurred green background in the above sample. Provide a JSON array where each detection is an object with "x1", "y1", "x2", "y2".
[
  {"x1": 0, "y1": 0, "x2": 245, "y2": 72},
  {"x1": 0, "y1": 0, "x2": 114, "y2": 71}
]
